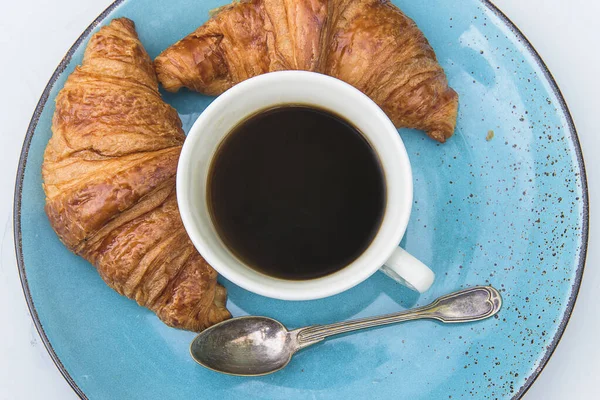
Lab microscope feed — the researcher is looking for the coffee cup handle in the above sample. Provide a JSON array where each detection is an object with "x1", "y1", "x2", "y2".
[{"x1": 380, "y1": 247, "x2": 435, "y2": 293}]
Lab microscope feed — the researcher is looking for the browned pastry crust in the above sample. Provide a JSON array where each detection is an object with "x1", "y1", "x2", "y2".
[
  {"x1": 42, "y1": 18, "x2": 231, "y2": 331},
  {"x1": 154, "y1": 0, "x2": 458, "y2": 142}
]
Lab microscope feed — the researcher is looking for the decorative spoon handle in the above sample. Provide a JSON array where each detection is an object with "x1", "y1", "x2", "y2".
[{"x1": 296, "y1": 286, "x2": 502, "y2": 345}]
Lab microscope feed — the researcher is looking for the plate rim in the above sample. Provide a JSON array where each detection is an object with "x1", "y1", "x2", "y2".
[{"x1": 13, "y1": 1, "x2": 589, "y2": 399}]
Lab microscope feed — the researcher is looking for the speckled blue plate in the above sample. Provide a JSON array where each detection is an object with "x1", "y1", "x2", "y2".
[{"x1": 14, "y1": 0, "x2": 588, "y2": 399}]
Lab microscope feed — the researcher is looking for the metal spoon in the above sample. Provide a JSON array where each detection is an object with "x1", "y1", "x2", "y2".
[{"x1": 190, "y1": 286, "x2": 502, "y2": 376}]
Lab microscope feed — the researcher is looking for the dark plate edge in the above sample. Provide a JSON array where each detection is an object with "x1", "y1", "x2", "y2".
[
  {"x1": 12, "y1": 1, "x2": 589, "y2": 400},
  {"x1": 12, "y1": 1, "x2": 125, "y2": 399},
  {"x1": 480, "y1": 1, "x2": 590, "y2": 399}
]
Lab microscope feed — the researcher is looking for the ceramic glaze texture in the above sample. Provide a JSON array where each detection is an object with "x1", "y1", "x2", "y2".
[{"x1": 15, "y1": 0, "x2": 587, "y2": 399}]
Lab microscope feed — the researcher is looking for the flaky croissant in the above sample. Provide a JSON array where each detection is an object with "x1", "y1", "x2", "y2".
[
  {"x1": 42, "y1": 18, "x2": 231, "y2": 331},
  {"x1": 154, "y1": 0, "x2": 458, "y2": 142}
]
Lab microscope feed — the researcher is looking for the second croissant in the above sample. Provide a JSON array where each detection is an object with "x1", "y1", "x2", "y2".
[{"x1": 154, "y1": 0, "x2": 459, "y2": 142}]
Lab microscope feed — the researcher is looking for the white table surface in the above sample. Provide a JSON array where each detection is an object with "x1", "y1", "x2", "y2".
[{"x1": 0, "y1": 1, "x2": 598, "y2": 399}]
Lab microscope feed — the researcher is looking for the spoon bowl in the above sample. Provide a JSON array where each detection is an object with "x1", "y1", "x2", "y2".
[{"x1": 190, "y1": 316, "x2": 294, "y2": 376}]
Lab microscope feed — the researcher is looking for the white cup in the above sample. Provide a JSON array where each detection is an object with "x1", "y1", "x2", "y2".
[{"x1": 177, "y1": 71, "x2": 434, "y2": 301}]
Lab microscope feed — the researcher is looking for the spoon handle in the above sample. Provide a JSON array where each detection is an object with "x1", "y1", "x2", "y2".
[{"x1": 296, "y1": 286, "x2": 502, "y2": 345}]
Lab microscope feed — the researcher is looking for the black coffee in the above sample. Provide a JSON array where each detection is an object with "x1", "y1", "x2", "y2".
[{"x1": 208, "y1": 105, "x2": 386, "y2": 280}]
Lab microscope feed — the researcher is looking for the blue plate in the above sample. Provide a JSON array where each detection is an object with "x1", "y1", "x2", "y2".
[{"x1": 15, "y1": 0, "x2": 588, "y2": 399}]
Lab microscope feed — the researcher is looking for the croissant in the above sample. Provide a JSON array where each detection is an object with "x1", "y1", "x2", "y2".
[
  {"x1": 42, "y1": 18, "x2": 231, "y2": 331},
  {"x1": 154, "y1": 0, "x2": 459, "y2": 142}
]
